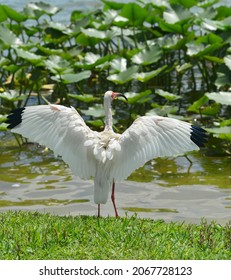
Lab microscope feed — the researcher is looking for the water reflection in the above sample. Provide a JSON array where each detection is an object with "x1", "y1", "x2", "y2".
[{"x1": 0, "y1": 132, "x2": 230, "y2": 224}]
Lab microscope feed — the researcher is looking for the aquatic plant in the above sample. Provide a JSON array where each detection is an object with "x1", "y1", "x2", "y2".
[{"x1": 0, "y1": 1, "x2": 230, "y2": 153}]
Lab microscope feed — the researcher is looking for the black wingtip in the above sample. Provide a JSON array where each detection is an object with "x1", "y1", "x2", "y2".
[
  {"x1": 6, "y1": 108, "x2": 25, "y2": 129},
  {"x1": 190, "y1": 125, "x2": 208, "y2": 148}
]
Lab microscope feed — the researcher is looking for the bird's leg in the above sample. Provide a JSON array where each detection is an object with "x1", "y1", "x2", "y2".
[
  {"x1": 111, "y1": 181, "x2": 119, "y2": 218},
  {"x1": 98, "y1": 204, "x2": 100, "y2": 218}
]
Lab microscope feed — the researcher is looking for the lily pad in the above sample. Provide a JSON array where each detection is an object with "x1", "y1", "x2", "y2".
[
  {"x1": 77, "y1": 53, "x2": 113, "y2": 70},
  {"x1": 62, "y1": 72, "x2": 91, "y2": 83},
  {"x1": 15, "y1": 48, "x2": 44, "y2": 65},
  {"x1": 125, "y1": 90, "x2": 152, "y2": 104},
  {"x1": 201, "y1": 102, "x2": 220, "y2": 116},
  {"x1": 155, "y1": 89, "x2": 182, "y2": 101},
  {"x1": 163, "y1": 5, "x2": 192, "y2": 24},
  {"x1": 83, "y1": 52, "x2": 101, "y2": 65},
  {"x1": 186, "y1": 41, "x2": 222, "y2": 57},
  {"x1": 132, "y1": 44, "x2": 162, "y2": 65},
  {"x1": 224, "y1": 55, "x2": 231, "y2": 70},
  {"x1": 0, "y1": 114, "x2": 7, "y2": 122},
  {"x1": 24, "y1": 2, "x2": 60, "y2": 16},
  {"x1": 0, "y1": 91, "x2": 26, "y2": 102},
  {"x1": 51, "y1": 71, "x2": 91, "y2": 83},
  {"x1": 215, "y1": 65, "x2": 231, "y2": 89},
  {"x1": 110, "y1": 58, "x2": 127, "y2": 72},
  {"x1": 102, "y1": 0, "x2": 125, "y2": 10},
  {"x1": 0, "y1": 5, "x2": 7, "y2": 22},
  {"x1": 188, "y1": 95, "x2": 221, "y2": 116},
  {"x1": 176, "y1": 63, "x2": 193, "y2": 73},
  {"x1": 81, "y1": 105, "x2": 104, "y2": 118},
  {"x1": 188, "y1": 95, "x2": 209, "y2": 113},
  {"x1": 86, "y1": 119, "x2": 104, "y2": 128},
  {"x1": 120, "y1": 2, "x2": 148, "y2": 26},
  {"x1": 207, "y1": 126, "x2": 231, "y2": 140},
  {"x1": 201, "y1": 18, "x2": 227, "y2": 31},
  {"x1": 0, "y1": 4, "x2": 27, "y2": 22},
  {"x1": 0, "y1": 122, "x2": 8, "y2": 131},
  {"x1": 44, "y1": 21, "x2": 72, "y2": 35},
  {"x1": 75, "y1": 33, "x2": 100, "y2": 46},
  {"x1": 107, "y1": 65, "x2": 138, "y2": 84},
  {"x1": 81, "y1": 28, "x2": 116, "y2": 40},
  {"x1": 44, "y1": 55, "x2": 70, "y2": 74},
  {"x1": 68, "y1": 94, "x2": 99, "y2": 103},
  {"x1": 220, "y1": 119, "x2": 231, "y2": 127},
  {"x1": 205, "y1": 92, "x2": 231, "y2": 106},
  {"x1": 0, "y1": 25, "x2": 22, "y2": 47},
  {"x1": 134, "y1": 65, "x2": 167, "y2": 83}
]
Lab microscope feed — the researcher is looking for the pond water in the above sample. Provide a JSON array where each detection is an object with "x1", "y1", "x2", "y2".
[
  {"x1": 0, "y1": 0, "x2": 230, "y2": 224},
  {"x1": 0, "y1": 0, "x2": 104, "y2": 23},
  {"x1": 0, "y1": 131, "x2": 230, "y2": 224},
  {"x1": 2, "y1": 0, "x2": 231, "y2": 23}
]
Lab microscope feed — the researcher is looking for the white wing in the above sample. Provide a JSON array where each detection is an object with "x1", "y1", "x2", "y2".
[
  {"x1": 110, "y1": 116, "x2": 207, "y2": 181},
  {"x1": 7, "y1": 104, "x2": 99, "y2": 179}
]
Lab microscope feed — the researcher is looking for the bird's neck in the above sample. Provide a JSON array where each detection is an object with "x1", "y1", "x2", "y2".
[{"x1": 104, "y1": 100, "x2": 113, "y2": 131}]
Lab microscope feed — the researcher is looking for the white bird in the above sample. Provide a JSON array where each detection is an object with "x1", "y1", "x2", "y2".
[{"x1": 6, "y1": 90, "x2": 207, "y2": 218}]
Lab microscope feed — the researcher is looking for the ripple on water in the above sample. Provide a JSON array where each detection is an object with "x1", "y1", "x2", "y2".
[{"x1": 0, "y1": 134, "x2": 230, "y2": 223}]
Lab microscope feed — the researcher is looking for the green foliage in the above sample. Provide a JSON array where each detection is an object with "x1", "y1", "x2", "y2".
[
  {"x1": 206, "y1": 92, "x2": 231, "y2": 105},
  {"x1": 155, "y1": 89, "x2": 182, "y2": 101},
  {"x1": 0, "y1": 211, "x2": 230, "y2": 259},
  {"x1": 0, "y1": 0, "x2": 230, "y2": 152}
]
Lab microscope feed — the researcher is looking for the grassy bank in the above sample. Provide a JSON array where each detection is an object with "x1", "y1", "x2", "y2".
[{"x1": 0, "y1": 211, "x2": 230, "y2": 260}]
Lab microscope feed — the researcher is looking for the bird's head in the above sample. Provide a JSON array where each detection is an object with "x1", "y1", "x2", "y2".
[{"x1": 104, "y1": 90, "x2": 128, "y2": 103}]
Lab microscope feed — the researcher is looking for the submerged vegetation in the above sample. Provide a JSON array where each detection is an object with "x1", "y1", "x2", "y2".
[{"x1": 0, "y1": 0, "x2": 230, "y2": 154}]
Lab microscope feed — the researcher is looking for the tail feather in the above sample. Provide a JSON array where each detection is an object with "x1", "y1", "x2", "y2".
[{"x1": 94, "y1": 167, "x2": 112, "y2": 204}]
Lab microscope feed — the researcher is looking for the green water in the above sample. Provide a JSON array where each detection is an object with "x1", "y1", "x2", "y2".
[{"x1": 0, "y1": 132, "x2": 230, "y2": 224}]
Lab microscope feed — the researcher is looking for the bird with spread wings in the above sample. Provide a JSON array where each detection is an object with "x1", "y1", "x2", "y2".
[{"x1": 6, "y1": 91, "x2": 207, "y2": 217}]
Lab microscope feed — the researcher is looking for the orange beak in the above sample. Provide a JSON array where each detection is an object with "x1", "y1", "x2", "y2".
[{"x1": 112, "y1": 92, "x2": 128, "y2": 101}]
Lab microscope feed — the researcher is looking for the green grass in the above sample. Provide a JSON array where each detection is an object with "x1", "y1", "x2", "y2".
[{"x1": 0, "y1": 211, "x2": 230, "y2": 260}]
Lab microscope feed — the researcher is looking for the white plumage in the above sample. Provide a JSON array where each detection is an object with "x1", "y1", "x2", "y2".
[{"x1": 6, "y1": 90, "x2": 207, "y2": 217}]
